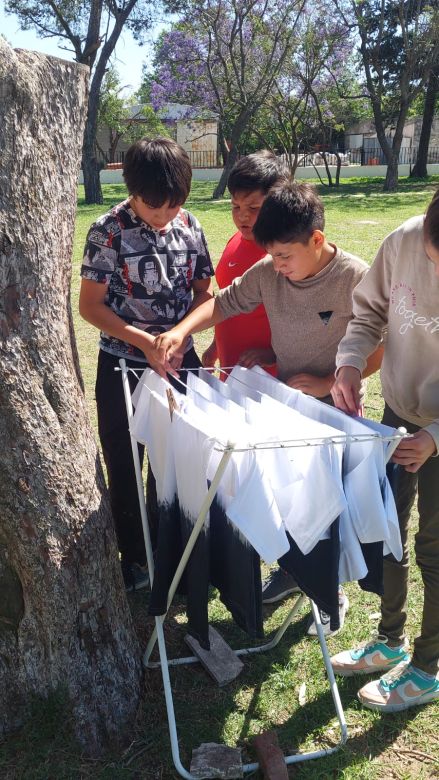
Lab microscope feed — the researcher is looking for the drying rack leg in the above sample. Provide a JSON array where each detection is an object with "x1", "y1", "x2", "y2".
[{"x1": 153, "y1": 596, "x2": 348, "y2": 778}]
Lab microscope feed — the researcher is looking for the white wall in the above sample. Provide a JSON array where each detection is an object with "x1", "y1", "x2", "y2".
[{"x1": 78, "y1": 163, "x2": 439, "y2": 186}]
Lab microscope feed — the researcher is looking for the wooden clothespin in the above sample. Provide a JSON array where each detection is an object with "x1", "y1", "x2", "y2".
[{"x1": 166, "y1": 387, "x2": 180, "y2": 420}]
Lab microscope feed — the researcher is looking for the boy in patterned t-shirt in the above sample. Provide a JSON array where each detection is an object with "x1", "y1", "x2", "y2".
[{"x1": 79, "y1": 137, "x2": 214, "y2": 590}]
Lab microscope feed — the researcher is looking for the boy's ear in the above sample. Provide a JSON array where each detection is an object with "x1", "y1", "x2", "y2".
[{"x1": 311, "y1": 230, "x2": 325, "y2": 249}]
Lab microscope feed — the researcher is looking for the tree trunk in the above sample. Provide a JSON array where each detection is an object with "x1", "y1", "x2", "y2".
[
  {"x1": 384, "y1": 153, "x2": 399, "y2": 191},
  {"x1": 82, "y1": 114, "x2": 103, "y2": 205},
  {"x1": 410, "y1": 70, "x2": 438, "y2": 178},
  {"x1": 0, "y1": 40, "x2": 142, "y2": 756},
  {"x1": 212, "y1": 146, "x2": 239, "y2": 199}
]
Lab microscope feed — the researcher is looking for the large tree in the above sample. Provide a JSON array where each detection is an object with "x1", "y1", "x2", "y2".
[
  {"x1": 410, "y1": 66, "x2": 439, "y2": 178},
  {"x1": 335, "y1": 0, "x2": 439, "y2": 191},
  {"x1": 5, "y1": 0, "x2": 169, "y2": 204},
  {"x1": 0, "y1": 38, "x2": 142, "y2": 754},
  {"x1": 150, "y1": 0, "x2": 306, "y2": 197}
]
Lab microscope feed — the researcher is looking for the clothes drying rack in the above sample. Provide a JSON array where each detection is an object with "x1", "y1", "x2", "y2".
[{"x1": 119, "y1": 358, "x2": 407, "y2": 779}]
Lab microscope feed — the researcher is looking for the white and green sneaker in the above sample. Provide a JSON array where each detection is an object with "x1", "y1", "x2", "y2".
[
  {"x1": 330, "y1": 634, "x2": 410, "y2": 677},
  {"x1": 358, "y1": 661, "x2": 439, "y2": 712}
]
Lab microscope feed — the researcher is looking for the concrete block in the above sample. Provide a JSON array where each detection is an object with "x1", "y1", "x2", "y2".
[
  {"x1": 190, "y1": 742, "x2": 243, "y2": 778},
  {"x1": 185, "y1": 626, "x2": 244, "y2": 686}
]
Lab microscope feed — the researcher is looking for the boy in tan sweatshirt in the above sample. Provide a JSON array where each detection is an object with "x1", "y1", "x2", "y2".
[{"x1": 330, "y1": 189, "x2": 439, "y2": 713}]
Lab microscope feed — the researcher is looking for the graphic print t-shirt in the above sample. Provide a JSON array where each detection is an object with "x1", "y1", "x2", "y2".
[{"x1": 81, "y1": 200, "x2": 214, "y2": 360}]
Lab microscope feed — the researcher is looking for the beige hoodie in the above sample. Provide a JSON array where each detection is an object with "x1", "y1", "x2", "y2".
[{"x1": 336, "y1": 215, "x2": 439, "y2": 450}]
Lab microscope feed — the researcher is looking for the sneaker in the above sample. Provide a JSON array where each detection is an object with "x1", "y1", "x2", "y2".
[
  {"x1": 330, "y1": 634, "x2": 410, "y2": 677},
  {"x1": 357, "y1": 661, "x2": 439, "y2": 712},
  {"x1": 122, "y1": 561, "x2": 150, "y2": 592},
  {"x1": 307, "y1": 590, "x2": 349, "y2": 637},
  {"x1": 262, "y1": 568, "x2": 301, "y2": 604}
]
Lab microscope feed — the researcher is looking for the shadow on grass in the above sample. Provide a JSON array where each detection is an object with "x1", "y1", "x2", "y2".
[{"x1": 2, "y1": 602, "x2": 436, "y2": 779}]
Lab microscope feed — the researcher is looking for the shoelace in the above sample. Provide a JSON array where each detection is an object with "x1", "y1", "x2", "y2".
[
  {"x1": 353, "y1": 631, "x2": 389, "y2": 653},
  {"x1": 381, "y1": 661, "x2": 411, "y2": 688}
]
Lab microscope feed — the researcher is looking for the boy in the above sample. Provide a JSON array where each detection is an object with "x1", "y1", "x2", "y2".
[
  {"x1": 153, "y1": 180, "x2": 382, "y2": 631},
  {"x1": 79, "y1": 137, "x2": 214, "y2": 590},
  {"x1": 330, "y1": 189, "x2": 439, "y2": 712},
  {"x1": 202, "y1": 150, "x2": 288, "y2": 373}
]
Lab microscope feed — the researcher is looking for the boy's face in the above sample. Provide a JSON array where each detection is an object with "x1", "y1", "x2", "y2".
[
  {"x1": 424, "y1": 239, "x2": 439, "y2": 278},
  {"x1": 268, "y1": 231, "x2": 325, "y2": 282},
  {"x1": 131, "y1": 196, "x2": 181, "y2": 230},
  {"x1": 231, "y1": 189, "x2": 266, "y2": 241}
]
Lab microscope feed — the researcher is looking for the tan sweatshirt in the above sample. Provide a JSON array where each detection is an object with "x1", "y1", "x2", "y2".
[
  {"x1": 216, "y1": 247, "x2": 368, "y2": 383},
  {"x1": 336, "y1": 215, "x2": 439, "y2": 450}
]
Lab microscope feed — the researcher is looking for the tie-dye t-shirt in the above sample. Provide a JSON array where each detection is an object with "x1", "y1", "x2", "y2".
[{"x1": 81, "y1": 199, "x2": 214, "y2": 360}]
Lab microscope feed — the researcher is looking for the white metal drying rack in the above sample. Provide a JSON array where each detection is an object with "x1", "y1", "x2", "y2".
[{"x1": 119, "y1": 359, "x2": 407, "y2": 779}]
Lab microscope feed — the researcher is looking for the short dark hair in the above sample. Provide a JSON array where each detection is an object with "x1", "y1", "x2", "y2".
[
  {"x1": 424, "y1": 188, "x2": 439, "y2": 249},
  {"x1": 227, "y1": 150, "x2": 290, "y2": 196},
  {"x1": 123, "y1": 137, "x2": 192, "y2": 207},
  {"x1": 252, "y1": 181, "x2": 325, "y2": 247}
]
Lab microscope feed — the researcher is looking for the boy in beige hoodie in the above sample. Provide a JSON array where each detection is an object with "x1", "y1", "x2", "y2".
[{"x1": 331, "y1": 189, "x2": 439, "y2": 713}]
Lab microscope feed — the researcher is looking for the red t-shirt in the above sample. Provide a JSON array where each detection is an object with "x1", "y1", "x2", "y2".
[{"x1": 215, "y1": 232, "x2": 276, "y2": 375}]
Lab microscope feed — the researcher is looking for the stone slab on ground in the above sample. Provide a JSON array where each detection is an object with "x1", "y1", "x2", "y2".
[
  {"x1": 190, "y1": 743, "x2": 243, "y2": 779},
  {"x1": 185, "y1": 626, "x2": 244, "y2": 686}
]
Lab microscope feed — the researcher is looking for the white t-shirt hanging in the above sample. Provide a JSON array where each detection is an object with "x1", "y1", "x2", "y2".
[
  {"x1": 130, "y1": 368, "x2": 174, "y2": 443},
  {"x1": 186, "y1": 371, "x2": 246, "y2": 421},
  {"x1": 173, "y1": 402, "x2": 290, "y2": 563},
  {"x1": 256, "y1": 395, "x2": 346, "y2": 554},
  {"x1": 243, "y1": 366, "x2": 399, "y2": 553}
]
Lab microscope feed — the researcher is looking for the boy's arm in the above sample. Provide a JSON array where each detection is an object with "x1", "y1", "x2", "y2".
[
  {"x1": 154, "y1": 263, "x2": 264, "y2": 365},
  {"x1": 239, "y1": 346, "x2": 276, "y2": 369},
  {"x1": 285, "y1": 329, "x2": 385, "y2": 401},
  {"x1": 188, "y1": 278, "x2": 214, "y2": 311},
  {"x1": 332, "y1": 235, "x2": 396, "y2": 414},
  {"x1": 336, "y1": 235, "x2": 395, "y2": 375},
  {"x1": 202, "y1": 338, "x2": 218, "y2": 368},
  {"x1": 154, "y1": 297, "x2": 225, "y2": 364},
  {"x1": 79, "y1": 279, "x2": 173, "y2": 378}
]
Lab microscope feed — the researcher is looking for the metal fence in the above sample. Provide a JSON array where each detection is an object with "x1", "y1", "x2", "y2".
[
  {"x1": 96, "y1": 145, "x2": 439, "y2": 170},
  {"x1": 295, "y1": 146, "x2": 439, "y2": 167},
  {"x1": 96, "y1": 148, "x2": 220, "y2": 168}
]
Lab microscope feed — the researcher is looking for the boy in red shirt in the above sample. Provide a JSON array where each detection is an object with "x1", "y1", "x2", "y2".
[{"x1": 202, "y1": 150, "x2": 288, "y2": 374}]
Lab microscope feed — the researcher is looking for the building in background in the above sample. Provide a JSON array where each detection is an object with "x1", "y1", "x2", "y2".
[{"x1": 96, "y1": 103, "x2": 220, "y2": 168}]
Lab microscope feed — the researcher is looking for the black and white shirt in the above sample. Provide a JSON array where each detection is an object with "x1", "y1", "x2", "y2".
[{"x1": 81, "y1": 200, "x2": 214, "y2": 360}]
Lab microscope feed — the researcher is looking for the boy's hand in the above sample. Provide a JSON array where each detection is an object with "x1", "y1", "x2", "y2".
[
  {"x1": 140, "y1": 335, "x2": 177, "y2": 379},
  {"x1": 239, "y1": 347, "x2": 276, "y2": 369},
  {"x1": 202, "y1": 341, "x2": 218, "y2": 368},
  {"x1": 331, "y1": 366, "x2": 362, "y2": 414},
  {"x1": 286, "y1": 372, "x2": 334, "y2": 398},
  {"x1": 153, "y1": 328, "x2": 186, "y2": 368},
  {"x1": 392, "y1": 430, "x2": 437, "y2": 473}
]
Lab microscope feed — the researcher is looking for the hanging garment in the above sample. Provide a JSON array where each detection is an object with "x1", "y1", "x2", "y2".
[
  {"x1": 237, "y1": 366, "x2": 401, "y2": 554},
  {"x1": 227, "y1": 366, "x2": 400, "y2": 588},
  {"x1": 171, "y1": 406, "x2": 265, "y2": 647}
]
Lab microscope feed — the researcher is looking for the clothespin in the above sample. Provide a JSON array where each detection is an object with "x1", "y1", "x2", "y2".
[{"x1": 166, "y1": 388, "x2": 180, "y2": 420}]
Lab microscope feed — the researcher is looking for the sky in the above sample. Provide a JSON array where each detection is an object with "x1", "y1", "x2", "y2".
[{"x1": 0, "y1": 1, "x2": 167, "y2": 94}]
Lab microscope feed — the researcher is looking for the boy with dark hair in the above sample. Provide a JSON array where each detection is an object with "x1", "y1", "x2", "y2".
[
  {"x1": 202, "y1": 150, "x2": 289, "y2": 373},
  {"x1": 79, "y1": 137, "x2": 214, "y2": 590},
  {"x1": 330, "y1": 189, "x2": 439, "y2": 711},
  {"x1": 153, "y1": 180, "x2": 383, "y2": 631}
]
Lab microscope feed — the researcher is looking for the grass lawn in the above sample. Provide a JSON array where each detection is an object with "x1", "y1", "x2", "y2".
[{"x1": 2, "y1": 176, "x2": 439, "y2": 779}]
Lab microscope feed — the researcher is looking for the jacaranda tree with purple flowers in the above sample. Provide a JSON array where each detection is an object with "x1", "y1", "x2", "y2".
[{"x1": 149, "y1": 0, "x2": 306, "y2": 197}]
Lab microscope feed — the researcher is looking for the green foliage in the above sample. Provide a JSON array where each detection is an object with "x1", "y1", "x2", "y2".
[{"x1": 97, "y1": 67, "x2": 169, "y2": 163}]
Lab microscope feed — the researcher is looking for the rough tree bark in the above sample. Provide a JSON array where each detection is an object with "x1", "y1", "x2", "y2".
[{"x1": 0, "y1": 40, "x2": 142, "y2": 756}]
